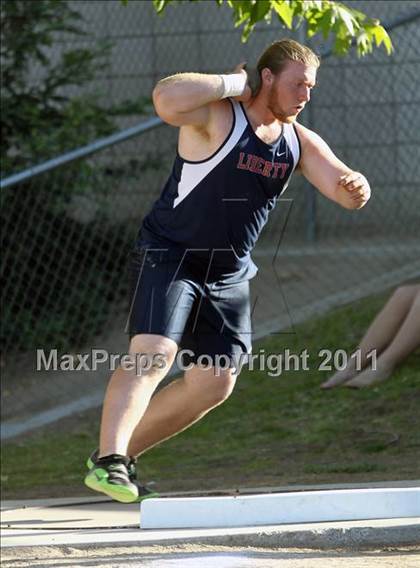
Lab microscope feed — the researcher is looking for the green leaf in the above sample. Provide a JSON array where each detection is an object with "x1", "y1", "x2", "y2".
[
  {"x1": 233, "y1": 9, "x2": 251, "y2": 28},
  {"x1": 346, "y1": 5, "x2": 367, "y2": 22},
  {"x1": 333, "y1": 35, "x2": 352, "y2": 56},
  {"x1": 317, "y1": 8, "x2": 334, "y2": 39},
  {"x1": 153, "y1": 0, "x2": 169, "y2": 14},
  {"x1": 370, "y1": 24, "x2": 394, "y2": 55},
  {"x1": 306, "y1": 23, "x2": 317, "y2": 38},
  {"x1": 314, "y1": 0, "x2": 323, "y2": 8},
  {"x1": 229, "y1": 0, "x2": 251, "y2": 27},
  {"x1": 145, "y1": 0, "x2": 394, "y2": 57},
  {"x1": 336, "y1": 5, "x2": 357, "y2": 36},
  {"x1": 251, "y1": 0, "x2": 271, "y2": 23},
  {"x1": 356, "y1": 31, "x2": 372, "y2": 56},
  {"x1": 241, "y1": 22, "x2": 255, "y2": 42},
  {"x1": 273, "y1": 0, "x2": 294, "y2": 29}
]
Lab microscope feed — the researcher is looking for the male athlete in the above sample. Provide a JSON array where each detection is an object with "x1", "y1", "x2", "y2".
[{"x1": 85, "y1": 39, "x2": 371, "y2": 503}]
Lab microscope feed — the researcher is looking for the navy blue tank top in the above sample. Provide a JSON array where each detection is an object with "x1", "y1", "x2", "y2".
[{"x1": 139, "y1": 99, "x2": 301, "y2": 282}]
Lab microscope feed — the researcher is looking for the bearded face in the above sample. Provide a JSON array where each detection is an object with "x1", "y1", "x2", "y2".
[{"x1": 265, "y1": 61, "x2": 317, "y2": 123}]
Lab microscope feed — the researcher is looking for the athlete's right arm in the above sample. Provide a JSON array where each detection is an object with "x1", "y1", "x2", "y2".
[
  {"x1": 152, "y1": 69, "x2": 250, "y2": 128},
  {"x1": 152, "y1": 73, "x2": 223, "y2": 127}
]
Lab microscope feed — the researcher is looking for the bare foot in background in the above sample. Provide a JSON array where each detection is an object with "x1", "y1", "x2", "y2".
[
  {"x1": 320, "y1": 359, "x2": 358, "y2": 389},
  {"x1": 320, "y1": 285, "x2": 420, "y2": 391},
  {"x1": 344, "y1": 358, "x2": 395, "y2": 388}
]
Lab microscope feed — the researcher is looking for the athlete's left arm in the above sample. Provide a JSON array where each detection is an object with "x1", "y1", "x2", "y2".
[{"x1": 295, "y1": 123, "x2": 371, "y2": 210}]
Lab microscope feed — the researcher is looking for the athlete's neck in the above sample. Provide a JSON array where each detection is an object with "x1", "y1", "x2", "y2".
[{"x1": 244, "y1": 95, "x2": 281, "y2": 129}]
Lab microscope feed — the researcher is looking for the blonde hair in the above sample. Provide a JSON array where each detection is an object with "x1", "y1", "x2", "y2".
[{"x1": 257, "y1": 39, "x2": 320, "y2": 76}]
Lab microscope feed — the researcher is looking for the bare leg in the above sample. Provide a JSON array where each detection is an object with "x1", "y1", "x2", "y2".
[
  {"x1": 345, "y1": 290, "x2": 420, "y2": 388},
  {"x1": 321, "y1": 285, "x2": 420, "y2": 389},
  {"x1": 98, "y1": 334, "x2": 177, "y2": 458},
  {"x1": 127, "y1": 365, "x2": 237, "y2": 457}
]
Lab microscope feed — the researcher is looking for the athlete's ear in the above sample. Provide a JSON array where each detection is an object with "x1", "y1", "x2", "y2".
[{"x1": 260, "y1": 67, "x2": 274, "y2": 86}]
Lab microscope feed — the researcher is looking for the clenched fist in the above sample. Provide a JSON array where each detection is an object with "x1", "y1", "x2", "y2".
[{"x1": 339, "y1": 171, "x2": 371, "y2": 209}]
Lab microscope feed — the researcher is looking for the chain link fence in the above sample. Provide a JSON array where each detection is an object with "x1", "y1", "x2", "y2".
[{"x1": 1, "y1": 0, "x2": 419, "y2": 433}]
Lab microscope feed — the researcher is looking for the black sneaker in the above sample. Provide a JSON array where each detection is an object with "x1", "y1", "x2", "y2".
[{"x1": 86, "y1": 449, "x2": 158, "y2": 503}]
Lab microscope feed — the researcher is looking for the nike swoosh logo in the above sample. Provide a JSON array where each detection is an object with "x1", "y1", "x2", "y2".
[{"x1": 276, "y1": 151, "x2": 286, "y2": 157}]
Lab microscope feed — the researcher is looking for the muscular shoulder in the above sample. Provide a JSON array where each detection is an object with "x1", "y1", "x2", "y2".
[
  {"x1": 293, "y1": 122, "x2": 333, "y2": 167},
  {"x1": 293, "y1": 122, "x2": 322, "y2": 148}
]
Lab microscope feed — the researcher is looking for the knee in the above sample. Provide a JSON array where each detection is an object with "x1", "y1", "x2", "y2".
[
  {"x1": 128, "y1": 334, "x2": 177, "y2": 381},
  {"x1": 412, "y1": 289, "x2": 420, "y2": 309},
  {"x1": 392, "y1": 285, "x2": 420, "y2": 302},
  {"x1": 389, "y1": 285, "x2": 420, "y2": 311},
  {"x1": 205, "y1": 369, "x2": 237, "y2": 406}
]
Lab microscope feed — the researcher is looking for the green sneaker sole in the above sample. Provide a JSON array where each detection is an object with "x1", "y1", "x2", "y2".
[
  {"x1": 86, "y1": 456, "x2": 159, "y2": 503},
  {"x1": 84, "y1": 468, "x2": 139, "y2": 504},
  {"x1": 133, "y1": 490, "x2": 160, "y2": 503}
]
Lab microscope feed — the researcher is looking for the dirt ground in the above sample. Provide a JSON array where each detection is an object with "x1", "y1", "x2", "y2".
[{"x1": 2, "y1": 544, "x2": 420, "y2": 568}]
